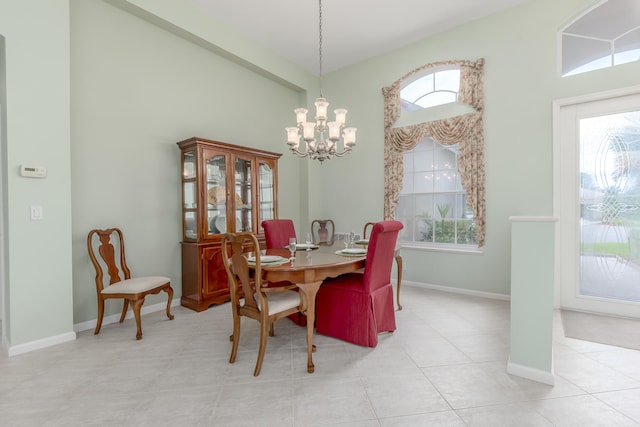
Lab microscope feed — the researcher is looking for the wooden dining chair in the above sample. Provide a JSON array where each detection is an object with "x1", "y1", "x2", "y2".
[
  {"x1": 311, "y1": 219, "x2": 335, "y2": 245},
  {"x1": 222, "y1": 232, "x2": 303, "y2": 376},
  {"x1": 363, "y1": 221, "x2": 375, "y2": 241},
  {"x1": 87, "y1": 227, "x2": 174, "y2": 340},
  {"x1": 316, "y1": 220, "x2": 403, "y2": 347},
  {"x1": 364, "y1": 221, "x2": 403, "y2": 310}
]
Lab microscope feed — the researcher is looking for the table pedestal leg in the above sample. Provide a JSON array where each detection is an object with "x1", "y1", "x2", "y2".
[{"x1": 297, "y1": 280, "x2": 322, "y2": 373}]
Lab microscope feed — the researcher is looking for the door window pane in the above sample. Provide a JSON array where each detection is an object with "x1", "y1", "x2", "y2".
[{"x1": 579, "y1": 110, "x2": 640, "y2": 302}]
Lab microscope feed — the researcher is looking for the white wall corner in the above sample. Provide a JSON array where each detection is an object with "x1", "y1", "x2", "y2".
[
  {"x1": 506, "y1": 358, "x2": 555, "y2": 386},
  {"x1": 7, "y1": 331, "x2": 76, "y2": 357}
]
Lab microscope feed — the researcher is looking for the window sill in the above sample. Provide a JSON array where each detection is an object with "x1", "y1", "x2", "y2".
[{"x1": 399, "y1": 243, "x2": 484, "y2": 255}]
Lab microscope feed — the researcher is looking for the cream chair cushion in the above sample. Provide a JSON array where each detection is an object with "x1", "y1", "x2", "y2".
[
  {"x1": 102, "y1": 276, "x2": 170, "y2": 295},
  {"x1": 254, "y1": 291, "x2": 300, "y2": 315}
]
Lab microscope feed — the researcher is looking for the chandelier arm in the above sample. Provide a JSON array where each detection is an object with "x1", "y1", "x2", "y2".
[
  {"x1": 290, "y1": 147, "x2": 311, "y2": 158},
  {"x1": 332, "y1": 149, "x2": 353, "y2": 158}
]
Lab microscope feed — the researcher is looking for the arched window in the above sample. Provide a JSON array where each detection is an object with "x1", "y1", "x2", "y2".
[
  {"x1": 401, "y1": 68, "x2": 460, "y2": 111},
  {"x1": 561, "y1": 0, "x2": 640, "y2": 76},
  {"x1": 382, "y1": 59, "x2": 486, "y2": 248},
  {"x1": 395, "y1": 67, "x2": 477, "y2": 246}
]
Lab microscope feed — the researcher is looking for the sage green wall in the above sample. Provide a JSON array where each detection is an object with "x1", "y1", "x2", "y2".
[
  {"x1": 70, "y1": 0, "x2": 314, "y2": 324},
  {"x1": 0, "y1": 0, "x2": 74, "y2": 348},
  {"x1": 314, "y1": 0, "x2": 640, "y2": 295}
]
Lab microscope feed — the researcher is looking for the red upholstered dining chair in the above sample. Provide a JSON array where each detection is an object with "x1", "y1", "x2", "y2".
[
  {"x1": 315, "y1": 220, "x2": 403, "y2": 347},
  {"x1": 261, "y1": 218, "x2": 307, "y2": 326},
  {"x1": 262, "y1": 219, "x2": 296, "y2": 249},
  {"x1": 364, "y1": 221, "x2": 403, "y2": 310}
]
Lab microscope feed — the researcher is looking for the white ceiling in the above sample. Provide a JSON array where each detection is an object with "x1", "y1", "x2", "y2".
[{"x1": 189, "y1": 0, "x2": 530, "y2": 74}]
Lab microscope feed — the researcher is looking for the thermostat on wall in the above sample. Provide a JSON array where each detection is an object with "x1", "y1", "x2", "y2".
[{"x1": 20, "y1": 165, "x2": 47, "y2": 178}]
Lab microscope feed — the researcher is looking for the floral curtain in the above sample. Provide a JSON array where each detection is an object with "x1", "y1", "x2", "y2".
[{"x1": 382, "y1": 58, "x2": 486, "y2": 246}]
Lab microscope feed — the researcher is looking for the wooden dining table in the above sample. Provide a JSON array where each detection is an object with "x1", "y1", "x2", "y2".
[{"x1": 253, "y1": 244, "x2": 366, "y2": 373}]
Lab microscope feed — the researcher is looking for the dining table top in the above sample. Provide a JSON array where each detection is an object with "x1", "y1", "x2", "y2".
[{"x1": 250, "y1": 244, "x2": 366, "y2": 281}]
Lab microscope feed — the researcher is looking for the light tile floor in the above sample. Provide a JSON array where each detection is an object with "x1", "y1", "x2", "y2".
[{"x1": 2, "y1": 286, "x2": 640, "y2": 426}]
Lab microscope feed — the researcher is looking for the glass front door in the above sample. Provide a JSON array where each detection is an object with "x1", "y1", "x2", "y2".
[
  {"x1": 556, "y1": 90, "x2": 640, "y2": 318},
  {"x1": 579, "y1": 111, "x2": 640, "y2": 304}
]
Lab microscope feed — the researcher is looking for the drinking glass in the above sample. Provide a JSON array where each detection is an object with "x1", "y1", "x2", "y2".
[
  {"x1": 306, "y1": 232, "x2": 313, "y2": 251},
  {"x1": 288, "y1": 237, "x2": 297, "y2": 261},
  {"x1": 344, "y1": 232, "x2": 351, "y2": 250}
]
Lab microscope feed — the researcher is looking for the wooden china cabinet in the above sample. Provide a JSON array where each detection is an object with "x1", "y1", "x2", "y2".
[{"x1": 177, "y1": 137, "x2": 281, "y2": 311}]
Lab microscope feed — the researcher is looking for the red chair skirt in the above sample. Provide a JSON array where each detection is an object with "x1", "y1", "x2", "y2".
[{"x1": 315, "y1": 274, "x2": 396, "y2": 347}]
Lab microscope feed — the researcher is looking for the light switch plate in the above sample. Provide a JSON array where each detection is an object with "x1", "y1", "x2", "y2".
[{"x1": 30, "y1": 205, "x2": 43, "y2": 220}]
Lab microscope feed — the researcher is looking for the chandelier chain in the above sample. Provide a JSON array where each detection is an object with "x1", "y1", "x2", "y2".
[{"x1": 318, "y1": 0, "x2": 323, "y2": 96}]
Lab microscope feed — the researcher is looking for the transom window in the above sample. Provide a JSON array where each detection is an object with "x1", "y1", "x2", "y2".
[{"x1": 561, "y1": 0, "x2": 640, "y2": 76}]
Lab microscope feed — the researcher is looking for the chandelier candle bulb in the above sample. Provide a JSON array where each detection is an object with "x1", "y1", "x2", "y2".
[
  {"x1": 327, "y1": 121, "x2": 340, "y2": 140},
  {"x1": 315, "y1": 98, "x2": 329, "y2": 120},
  {"x1": 295, "y1": 108, "x2": 308, "y2": 125},
  {"x1": 343, "y1": 128, "x2": 357, "y2": 146},
  {"x1": 286, "y1": 127, "x2": 300, "y2": 146},
  {"x1": 303, "y1": 122, "x2": 316, "y2": 141}
]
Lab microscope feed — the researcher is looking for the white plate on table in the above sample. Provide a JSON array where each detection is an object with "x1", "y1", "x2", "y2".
[
  {"x1": 248, "y1": 255, "x2": 284, "y2": 263},
  {"x1": 336, "y1": 248, "x2": 367, "y2": 256},
  {"x1": 342, "y1": 248, "x2": 366, "y2": 254},
  {"x1": 296, "y1": 243, "x2": 319, "y2": 250}
]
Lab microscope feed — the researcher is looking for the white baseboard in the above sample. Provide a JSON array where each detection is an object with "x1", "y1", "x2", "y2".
[
  {"x1": 506, "y1": 358, "x2": 555, "y2": 386},
  {"x1": 2, "y1": 299, "x2": 180, "y2": 357},
  {"x1": 74, "y1": 299, "x2": 181, "y2": 333},
  {"x1": 402, "y1": 280, "x2": 510, "y2": 301},
  {"x1": 7, "y1": 331, "x2": 76, "y2": 357}
]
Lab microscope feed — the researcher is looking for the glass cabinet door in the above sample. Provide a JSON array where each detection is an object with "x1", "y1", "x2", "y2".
[
  {"x1": 182, "y1": 150, "x2": 197, "y2": 240},
  {"x1": 258, "y1": 160, "x2": 275, "y2": 234},
  {"x1": 204, "y1": 150, "x2": 228, "y2": 237},
  {"x1": 234, "y1": 156, "x2": 252, "y2": 232}
]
